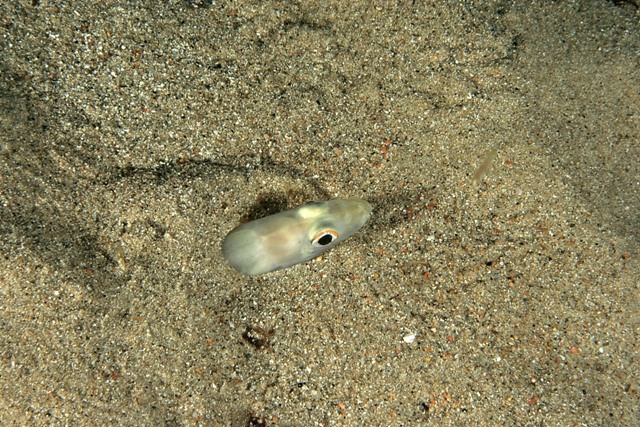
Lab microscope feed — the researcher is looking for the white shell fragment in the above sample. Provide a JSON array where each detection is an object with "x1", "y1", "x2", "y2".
[
  {"x1": 403, "y1": 333, "x2": 417, "y2": 344},
  {"x1": 222, "y1": 199, "x2": 372, "y2": 276}
]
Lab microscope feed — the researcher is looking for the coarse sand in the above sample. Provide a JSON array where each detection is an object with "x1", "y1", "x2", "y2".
[{"x1": 1, "y1": 1, "x2": 638, "y2": 425}]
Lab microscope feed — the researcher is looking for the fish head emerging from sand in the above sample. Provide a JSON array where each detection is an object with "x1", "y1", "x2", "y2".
[{"x1": 222, "y1": 199, "x2": 372, "y2": 276}]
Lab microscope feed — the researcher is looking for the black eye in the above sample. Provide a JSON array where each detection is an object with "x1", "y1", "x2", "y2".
[{"x1": 311, "y1": 229, "x2": 339, "y2": 247}]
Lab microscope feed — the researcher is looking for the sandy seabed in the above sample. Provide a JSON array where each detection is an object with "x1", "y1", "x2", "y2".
[{"x1": 1, "y1": 1, "x2": 638, "y2": 425}]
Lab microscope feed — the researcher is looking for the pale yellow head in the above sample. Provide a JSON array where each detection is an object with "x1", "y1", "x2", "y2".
[{"x1": 222, "y1": 199, "x2": 372, "y2": 276}]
